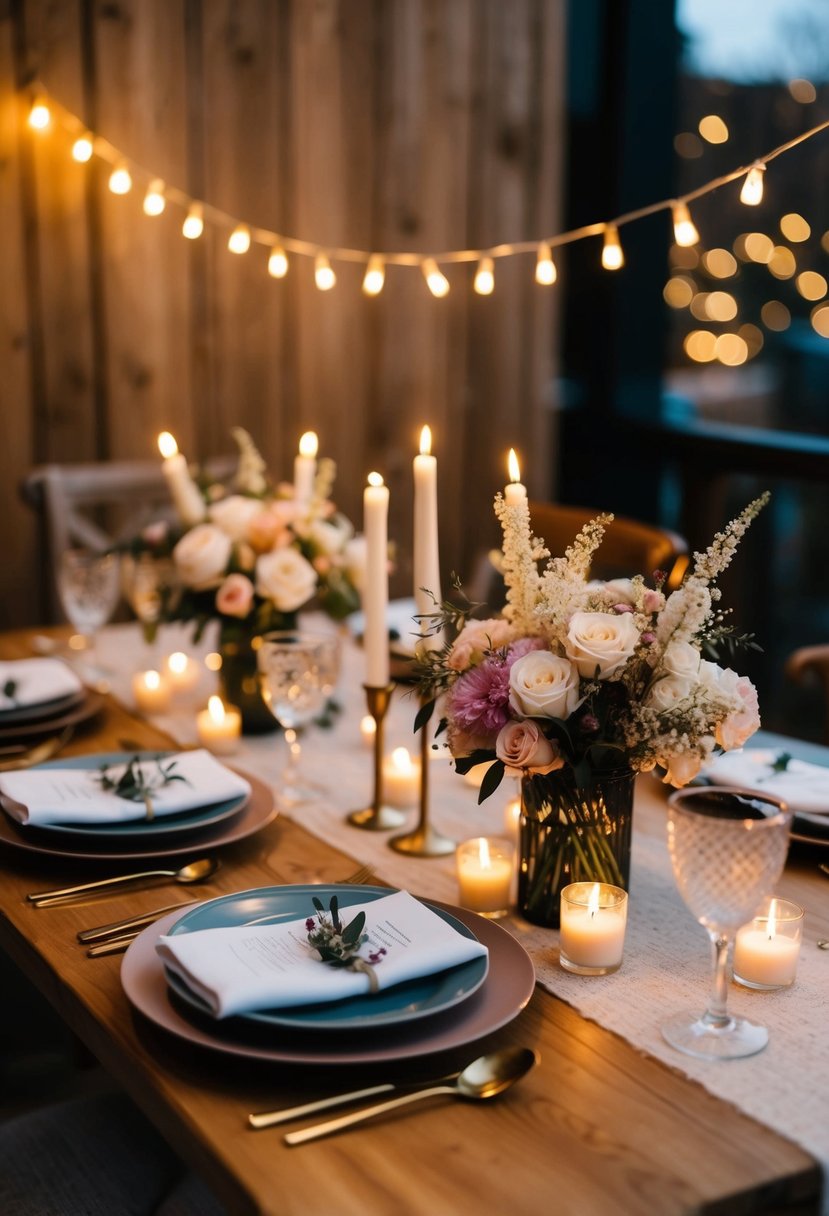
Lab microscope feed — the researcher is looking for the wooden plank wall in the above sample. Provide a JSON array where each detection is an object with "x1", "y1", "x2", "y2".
[{"x1": 0, "y1": 0, "x2": 564, "y2": 626}]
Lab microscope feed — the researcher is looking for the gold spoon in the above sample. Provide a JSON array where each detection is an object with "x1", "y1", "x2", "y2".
[
  {"x1": 27, "y1": 857, "x2": 219, "y2": 906},
  {"x1": 284, "y1": 1047, "x2": 538, "y2": 1146}
]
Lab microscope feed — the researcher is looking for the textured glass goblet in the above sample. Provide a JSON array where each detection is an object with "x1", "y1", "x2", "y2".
[
  {"x1": 57, "y1": 548, "x2": 121, "y2": 680},
  {"x1": 663, "y1": 786, "x2": 791, "y2": 1060}
]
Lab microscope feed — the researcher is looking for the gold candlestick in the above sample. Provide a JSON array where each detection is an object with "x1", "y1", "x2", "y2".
[
  {"x1": 347, "y1": 685, "x2": 406, "y2": 830},
  {"x1": 390, "y1": 699, "x2": 455, "y2": 856}
]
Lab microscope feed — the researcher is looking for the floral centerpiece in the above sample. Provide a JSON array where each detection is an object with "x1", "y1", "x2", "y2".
[
  {"x1": 418, "y1": 491, "x2": 768, "y2": 926},
  {"x1": 124, "y1": 429, "x2": 365, "y2": 730}
]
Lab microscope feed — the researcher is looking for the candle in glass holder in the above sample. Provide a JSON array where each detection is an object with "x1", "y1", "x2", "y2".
[
  {"x1": 456, "y1": 837, "x2": 514, "y2": 917},
  {"x1": 196, "y1": 695, "x2": 241, "y2": 755},
  {"x1": 559, "y1": 882, "x2": 628, "y2": 975},
  {"x1": 382, "y1": 747, "x2": 421, "y2": 808},
  {"x1": 132, "y1": 669, "x2": 171, "y2": 714},
  {"x1": 165, "y1": 651, "x2": 199, "y2": 693},
  {"x1": 733, "y1": 896, "x2": 803, "y2": 990}
]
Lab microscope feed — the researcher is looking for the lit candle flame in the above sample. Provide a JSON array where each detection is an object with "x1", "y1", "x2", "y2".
[
  {"x1": 144, "y1": 670, "x2": 161, "y2": 691},
  {"x1": 168, "y1": 652, "x2": 188, "y2": 676},
  {"x1": 587, "y1": 883, "x2": 600, "y2": 917},
  {"x1": 208, "y1": 695, "x2": 226, "y2": 724},
  {"x1": 391, "y1": 747, "x2": 414, "y2": 775},
  {"x1": 299, "y1": 431, "x2": 318, "y2": 458},
  {"x1": 767, "y1": 898, "x2": 777, "y2": 941},
  {"x1": 478, "y1": 837, "x2": 492, "y2": 871},
  {"x1": 419, "y1": 425, "x2": 432, "y2": 456},
  {"x1": 367, "y1": 471, "x2": 384, "y2": 487},
  {"x1": 508, "y1": 448, "x2": 521, "y2": 484},
  {"x1": 158, "y1": 431, "x2": 178, "y2": 459}
]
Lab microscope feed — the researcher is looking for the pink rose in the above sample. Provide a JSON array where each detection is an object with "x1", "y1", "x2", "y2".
[
  {"x1": 495, "y1": 720, "x2": 563, "y2": 775},
  {"x1": 247, "y1": 510, "x2": 286, "y2": 554},
  {"x1": 716, "y1": 674, "x2": 760, "y2": 751},
  {"x1": 215, "y1": 573, "x2": 255, "y2": 618},
  {"x1": 660, "y1": 751, "x2": 703, "y2": 787},
  {"x1": 447, "y1": 618, "x2": 516, "y2": 672}
]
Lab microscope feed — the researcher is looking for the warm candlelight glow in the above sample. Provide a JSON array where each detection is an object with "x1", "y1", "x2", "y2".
[
  {"x1": 587, "y1": 882, "x2": 600, "y2": 917},
  {"x1": 767, "y1": 898, "x2": 777, "y2": 939},
  {"x1": 168, "y1": 652, "x2": 188, "y2": 676},
  {"x1": 158, "y1": 431, "x2": 178, "y2": 459},
  {"x1": 197, "y1": 694, "x2": 241, "y2": 754},
  {"x1": 419, "y1": 425, "x2": 432, "y2": 457},
  {"x1": 360, "y1": 714, "x2": 377, "y2": 746},
  {"x1": 478, "y1": 836, "x2": 492, "y2": 869},
  {"x1": 299, "y1": 431, "x2": 319, "y2": 459},
  {"x1": 508, "y1": 448, "x2": 521, "y2": 484},
  {"x1": 391, "y1": 747, "x2": 414, "y2": 775},
  {"x1": 367, "y1": 471, "x2": 384, "y2": 488},
  {"x1": 208, "y1": 695, "x2": 226, "y2": 724},
  {"x1": 145, "y1": 670, "x2": 162, "y2": 691}
]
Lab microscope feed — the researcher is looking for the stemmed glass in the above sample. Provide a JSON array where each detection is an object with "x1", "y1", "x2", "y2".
[
  {"x1": 257, "y1": 630, "x2": 342, "y2": 806},
  {"x1": 57, "y1": 548, "x2": 121, "y2": 683},
  {"x1": 663, "y1": 786, "x2": 791, "y2": 1060}
]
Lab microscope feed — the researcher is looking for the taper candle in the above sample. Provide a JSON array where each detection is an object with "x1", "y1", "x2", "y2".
[
  {"x1": 363, "y1": 472, "x2": 390, "y2": 687},
  {"x1": 157, "y1": 432, "x2": 206, "y2": 525},
  {"x1": 413, "y1": 425, "x2": 443, "y2": 651}
]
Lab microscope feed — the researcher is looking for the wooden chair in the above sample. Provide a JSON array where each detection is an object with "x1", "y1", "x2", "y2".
[{"x1": 785, "y1": 645, "x2": 829, "y2": 745}]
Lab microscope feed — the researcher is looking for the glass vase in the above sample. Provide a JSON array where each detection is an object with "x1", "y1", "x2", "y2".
[
  {"x1": 518, "y1": 767, "x2": 635, "y2": 928},
  {"x1": 218, "y1": 616, "x2": 296, "y2": 735}
]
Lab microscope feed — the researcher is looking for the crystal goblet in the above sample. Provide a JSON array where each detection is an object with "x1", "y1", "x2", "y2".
[
  {"x1": 662, "y1": 785, "x2": 791, "y2": 1060},
  {"x1": 57, "y1": 548, "x2": 121, "y2": 682}
]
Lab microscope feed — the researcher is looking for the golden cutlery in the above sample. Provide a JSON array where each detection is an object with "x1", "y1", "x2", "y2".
[
  {"x1": 28, "y1": 856, "x2": 219, "y2": 906},
  {"x1": 78, "y1": 901, "x2": 199, "y2": 943},
  {"x1": 87, "y1": 934, "x2": 141, "y2": 958},
  {"x1": 284, "y1": 1048, "x2": 538, "y2": 1146},
  {"x1": 0, "y1": 727, "x2": 74, "y2": 773},
  {"x1": 249, "y1": 1067, "x2": 462, "y2": 1129}
]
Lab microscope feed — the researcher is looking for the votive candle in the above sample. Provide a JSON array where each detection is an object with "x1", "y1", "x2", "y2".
[
  {"x1": 456, "y1": 837, "x2": 514, "y2": 918},
  {"x1": 164, "y1": 651, "x2": 199, "y2": 693},
  {"x1": 196, "y1": 695, "x2": 241, "y2": 755},
  {"x1": 733, "y1": 896, "x2": 803, "y2": 990},
  {"x1": 382, "y1": 747, "x2": 421, "y2": 808},
  {"x1": 132, "y1": 669, "x2": 171, "y2": 714},
  {"x1": 559, "y1": 882, "x2": 628, "y2": 975}
]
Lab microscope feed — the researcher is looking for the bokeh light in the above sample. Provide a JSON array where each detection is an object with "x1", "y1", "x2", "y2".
[
  {"x1": 663, "y1": 277, "x2": 695, "y2": 309},
  {"x1": 702, "y1": 248, "x2": 737, "y2": 278},
  {"x1": 768, "y1": 246, "x2": 797, "y2": 279},
  {"x1": 760, "y1": 301, "x2": 791, "y2": 331},
  {"x1": 780, "y1": 213, "x2": 811, "y2": 243},
  {"x1": 796, "y1": 271, "x2": 828, "y2": 301},
  {"x1": 698, "y1": 115, "x2": 729, "y2": 144},
  {"x1": 684, "y1": 330, "x2": 717, "y2": 362},
  {"x1": 714, "y1": 333, "x2": 748, "y2": 366}
]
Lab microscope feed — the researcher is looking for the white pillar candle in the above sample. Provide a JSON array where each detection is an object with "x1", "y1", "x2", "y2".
[
  {"x1": 413, "y1": 425, "x2": 443, "y2": 651},
  {"x1": 294, "y1": 431, "x2": 318, "y2": 507},
  {"x1": 363, "y1": 472, "x2": 390, "y2": 687},
  {"x1": 157, "y1": 432, "x2": 206, "y2": 526},
  {"x1": 504, "y1": 447, "x2": 527, "y2": 506},
  {"x1": 456, "y1": 837, "x2": 514, "y2": 917},
  {"x1": 733, "y1": 897, "x2": 803, "y2": 990},
  {"x1": 164, "y1": 651, "x2": 199, "y2": 693},
  {"x1": 196, "y1": 695, "x2": 241, "y2": 755},
  {"x1": 382, "y1": 747, "x2": 421, "y2": 808},
  {"x1": 559, "y1": 882, "x2": 628, "y2": 975},
  {"x1": 132, "y1": 669, "x2": 171, "y2": 714}
]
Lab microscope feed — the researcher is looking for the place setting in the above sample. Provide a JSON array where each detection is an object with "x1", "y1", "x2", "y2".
[
  {"x1": 0, "y1": 656, "x2": 105, "y2": 747},
  {"x1": 701, "y1": 746, "x2": 829, "y2": 848}
]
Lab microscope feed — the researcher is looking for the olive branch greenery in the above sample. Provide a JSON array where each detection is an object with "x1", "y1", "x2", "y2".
[
  {"x1": 94, "y1": 755, "x2": 190, "y2": 822},
  {"x1": 305, "y1": 896, "x2": 386, "y2": 989}
]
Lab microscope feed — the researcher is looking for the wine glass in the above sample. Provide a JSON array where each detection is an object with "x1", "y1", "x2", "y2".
[
  {"x1": 662, "y1": 786, "x2": 791, "y2": 1060},
  {"x1": 57, "y1": 548, "x2": 121, "y2": 682},
  {"x1": 257, "y1": 630, "x2": 342, "y2": 806}
]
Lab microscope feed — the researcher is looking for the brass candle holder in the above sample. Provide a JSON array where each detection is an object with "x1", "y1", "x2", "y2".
[
  {"x1": 390, "y1": 698, "x2": 455, "y2": 857},
  {"x1": 347, "y1": 684, "x2": 406, "y2": 830}
]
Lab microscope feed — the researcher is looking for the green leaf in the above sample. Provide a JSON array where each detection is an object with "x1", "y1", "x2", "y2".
[
  {"x1": 342, "y1": 911, "x2": 366, "y2": 946},
  {"x1": 478, "y1": 759, "x2": 506, "y2": 804},
  {"x1": 454, "y1": 749, "x2": 496, "y2": 775},
  {"x1": 413, "y1": 699, "x2": 436, "y2": 734},
  {"x1": 329, "y1": 895, "x2": 341, "y2": 932},
  {"x1": 311, "y1": 896, "x2": 325, "y2": 913}
]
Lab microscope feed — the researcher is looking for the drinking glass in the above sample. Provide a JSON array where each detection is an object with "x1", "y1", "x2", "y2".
[
  {"x1": 662, "y1": 786, "x2": 791, "y2": 1060},
  {"x1": 257, "y1": 630, "x2": 342, "y2": 805},
  {"x1": 122, "y1": 553, "x2": 177, "y2": 659},
  {"x1": 57, "y1": 548, "x2": 121, "y2": 679}
]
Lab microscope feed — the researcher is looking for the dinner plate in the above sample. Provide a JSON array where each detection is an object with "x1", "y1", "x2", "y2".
[
  {"x1": 701, "y1": 747, "x2": 829, "y2": 816},
  {"x1": 0, "y1": 768, "x2": 276, "y2": 861},
  {"x1": 0, "y1": 690, "x2": 104, "y2": 743},
  {"x1": 121, "y1": 903, "x2": 535, "y2": 1066},
  {"x1": 21, "y1": 752, "x2": 250, "y2": 841},
  {"x1": 0, "y1": 688, "x2": 84, "y2": 725},
  {"x1": 163, "y1": 884, "x2": 489, "y2": 1032}
]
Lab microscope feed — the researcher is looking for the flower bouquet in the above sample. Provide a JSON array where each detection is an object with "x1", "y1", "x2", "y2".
[{"x1": 418, "y1": 491, "x2": 768, "y2": 926}]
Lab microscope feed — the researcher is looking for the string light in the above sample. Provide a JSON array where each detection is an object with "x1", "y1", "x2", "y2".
[
  {"x1": 601, "y1": 224, "x2": 624, "y2": 270},
  {"x1": 108, "y1": 162, "x2": 132, "y2": 195},
  {"x1": 28, "y1": 99, "x2": 50, "y2": 130},
  {"x1": 228, "y1": 224, "x2": 251, "y2": 254},
  {"x1": 362, "y1": 254, "x2": 385, "y2": 296},
  {"x1": 474, "y1": 256, "x2": 494, "y2": 295},
  {"x1": 535, "y1": 241, "x2": 557, "y2": 285},
  {"x1": 182, "y1": 203, "x2": 204, "y2": 240},
  {"x1": 740, "y1": 164, "x2": 766, "y2": 206},
  {"x1": 422, "y1": 258, "x2": 449, "y2": 297},
  {"x1": 672, "y1": 202, "x2": 700, "y2": 247},
  {"x1": 315, "y1": 253, "x2": 336, "y2": 291},
  {"x1": 268, "y1": 244, "x2": 288, "y2": 278},
  {"x1": 71, "y1": 133, "x2": 93, "y2": 163},
  {"x1": 143, "y1": 178, "x2": 166, "y2": 216}
]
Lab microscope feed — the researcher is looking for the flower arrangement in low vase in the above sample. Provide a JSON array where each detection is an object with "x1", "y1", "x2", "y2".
[
  {"x1": 123, "y1": 429, "x2": 366, "y2": 731},
  {"x1": 417, "y1": 491, "x2": 769, "y2": 927}
]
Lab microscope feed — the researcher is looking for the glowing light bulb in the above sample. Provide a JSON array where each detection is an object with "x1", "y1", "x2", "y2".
[
  {"x1": 28, "y1": 100, "x2": 51, "y2": 130},
  {"x1": 108, "y1": 163, "x2": 132, "y2": 195},
  {"x1": 71, "y1": 134, "x2": 93, "y2": 163},
  {"x1": 143, "y1": 178, "x2": 166, "y2": 217},
  {"x1": 228, "y1": 224, "x2": 251, "y2": 254},
  {"x1": 672, "y1": 202, "x2": 699, "y2": 247},
  {"x1": 535, "y1": 241, "x2": 557, "y2": 285},
  {"x1": 362, "y1": 254, "x2": 385, "y2": 296},
  {"x1": 182, "y1": 204, "x2": 204, "y2": 240},
  {"x1": 601, "y1": 224, "x2": 624, "y2": 270},
  {"x1": 474, "y1": 256, "x2": 495, "y2": 295},
  {"x1": 268, "y1": 244, "x2": 288, "y2": 278},
  {"x1": 740, "y1": 165, "x2": 765, "y2": 206},
  {"x1": 422, "y1": 258, "x2": 449, "y2": 297},
  {"x1": 315, "y1": 253, "x2": 336, "y2": 291}
]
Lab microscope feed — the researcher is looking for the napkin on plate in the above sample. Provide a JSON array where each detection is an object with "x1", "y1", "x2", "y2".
[
  {"x1": 0, "y1": 658, "x2": 82, "y2": 712},
  {"x1": 156, "y1": 889, "x2": 489, "y2": 1018},
  {"x1": 703, "y1": 748, "x2": 829, "y2": 816},
  {"x1": 0, "y1": 749, "x2": 251, "y2": 827}
]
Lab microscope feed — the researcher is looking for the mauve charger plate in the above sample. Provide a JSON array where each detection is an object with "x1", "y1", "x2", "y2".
[
  {"x1": 121, "y1": 903, "x2": 536, "y2": 1065},
  {"x1": 0, "y1": 690, "x2": 104, "y2": 742}
]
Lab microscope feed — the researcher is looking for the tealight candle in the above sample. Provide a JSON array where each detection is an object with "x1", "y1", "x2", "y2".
[
  {"x1": 456, "y1": 837, "x2": 514, "y2": 918},
  {"x1": 381, "y1": 747, "x2": 421, "y2": 808},
  {"x1": 164, "y1": 651, "x2": 199, "y2": 693},
  {"x1": 196, "y1": 695, "x2": 241, "y2": 755},
  {"x1": 132, "y1": 669, "x2": 171, "y2": 714},
  {"x1": 360, "y1": 714, "x2": 377, "y2": 748},
  {"x1": 733, "y1": 896, "x2": 803, "y2": 990},
  {"x1": 559, "y1": 882, "x2": 628, "y2": 975}
]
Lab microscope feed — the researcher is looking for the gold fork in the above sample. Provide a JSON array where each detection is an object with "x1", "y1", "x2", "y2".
[{"x1": 0, "y1": 727, "x2": 74, "y2": 773}]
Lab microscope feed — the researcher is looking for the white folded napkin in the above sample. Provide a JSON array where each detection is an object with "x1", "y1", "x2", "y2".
[
  {"x1": 156, "y1": 889, "x2": 489, "y2": 1018},
  {"x1": 703, "y1": 748, "x2": 829, "y2": 815},
  {"x1": 0, "y1": 749, "x2": 251, "y2": 826},
  {"x1": 0, "y1": 659, "x2": 82, "y2": 712}
]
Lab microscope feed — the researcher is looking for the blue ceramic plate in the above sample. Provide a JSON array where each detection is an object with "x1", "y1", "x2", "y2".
[
  {"x1": 164, "y1": 884, "x2": 489, "y2": 1032},
  {"x1": 20, "y1": 752, "x2": 249, "y2": 840},
  {"x1": 0, "y1": 688, "x2": 84, "y2": 725}
]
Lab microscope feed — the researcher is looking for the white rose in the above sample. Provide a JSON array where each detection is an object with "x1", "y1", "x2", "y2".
[
  {"x1": 660, "y1": 751, "x2": 704, "y2": 788},
  {"x1": 645, "y1": 674, "x2": 694, "y2": 712},
  {"x1": 698, "y1": 659, "x2": 724, "y2": 693},
  {"x1": 209, "y1": 495, "x2": 264, "y2": 541},
  {"x1": 565, "y1": 611, "x2": 640, "y2": 679},
  {"x1": 509, "y1": 651, "x2": 581, "y2": 720},
  {"x1": 604, "y1": 578, "x2": 638, "y2": 605},
  {"x1": 255, "y1": 548, "x2": 318, "y2": 612},
  {"x1": 343, "y1": 536, "x2": 367, "y2": 592},
  {"x1": 308, "y1": 517, "x2": 352, "y2": 556},
  {"x1": 661, "y1": 640, "x2": 701, "y2": 681},
  {"x1": 173, "y1": 524, "x2": 232, "y2": 590}
]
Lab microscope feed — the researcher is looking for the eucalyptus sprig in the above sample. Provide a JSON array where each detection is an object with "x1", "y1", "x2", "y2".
[
  {"x1": 2, "y1": 679, "x2": 17, "y2": 703},
  {"x1": 305, "y1": 896, "x2": 386, "y2": 984},
  {"x1": 95, "y1": 755, "x2": 189, "y2": 821}
]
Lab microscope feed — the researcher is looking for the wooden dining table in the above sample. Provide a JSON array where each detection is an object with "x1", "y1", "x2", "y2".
[{"x1": 0, "y1": 626, "x2": 825, "y2": 1216}]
